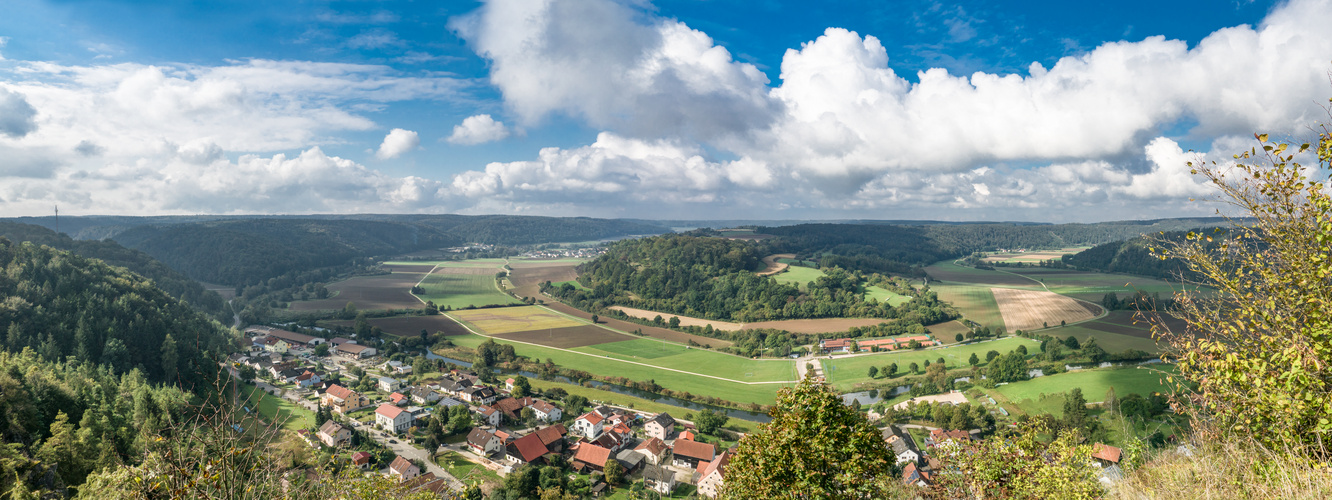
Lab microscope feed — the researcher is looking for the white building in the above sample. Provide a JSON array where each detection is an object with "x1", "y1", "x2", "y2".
[{"x1": 375, "y1": 403, "x2": 413, "y2": 434}]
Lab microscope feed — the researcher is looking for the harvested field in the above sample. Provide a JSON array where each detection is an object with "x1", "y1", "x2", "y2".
[
  {"x1": 509, "y1": 264, "x2": 579, "y2": 299},
  {"x1": 610, "y1": 306, "x2": 743, "y2": 331},
  {"x1": 992, "y1": 288, "x2": 1098, "y2": 332},
  {"x1": 436, "y1": 266, "x2": 497, "y2": 275},
  {"x1": 741, "y1": 318, "x2": 886, "y2": 334},
  {"x1": 495, "y1": 325, "x2": 629, "y2": 349},
  {"x1": 757, "y1": 253, "x2": 795, "y2": 277},
  {"x1": 932, "y1": 284, "x2": 1006, "y2": 330},
  {"x1": 924, "y1": 261, "x2": 1040, "y2": 287},
  {"x1": 926, "y1": 320, "x2": 973, "y2": 341},
  {"x1": 449, "y1": 306, "x2": 582, "y2": 335},
  {"x1": 325, "y1": 315, "x2": 470, "y2": 337},
  {"x1": 541, "y1": 302, "x2": 733, "y2": 348},
  {"x1": 289, "y1": 272, "x2": 424, "y2": 311}
]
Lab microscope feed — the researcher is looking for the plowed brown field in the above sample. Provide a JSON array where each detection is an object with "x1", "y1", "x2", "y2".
[
  {"x1": 991, "y1": 288, "x2": 1098, "y2": 331},
  {"x1": 496, "y1": 325, "x2": 630, "y2": 348}
]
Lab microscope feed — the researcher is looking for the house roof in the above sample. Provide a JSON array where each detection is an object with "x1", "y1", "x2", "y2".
[
  {"x1": 635, "y1": 437, "x2": 668, "y2": 456},
  {"x1": 648, "y1": 412, "x2": 675, "y2": 428},
  {"x1": 508, "y1": 433, "x2": 549, "y2": 463},
  {"x1": 295, "y1": 372, "x2": 313, "y2": 382},
  {"x1": 642, "y1": 463, "x2": 674, "y2": 483},
  {"x1": 376, "y1": 403, "x2": 406, "y2": 419},
  {"x1": 467, "y1": 428, "x2": 497, "y2": 448},
  {"x1": 475, "y1": 406, "x2": 498, "y2": 417},
  {"x1": 534, "y1": 425, "x2": 567, "y2": 446},
  {"x1": 679, "y1": 430, "x2": 696, "y2": 441},
  {"x1": 330, "y1": 337, "x2": 354, "y2": 345},
  {"x1": 318, "y1": 421, "x2": 344, "y2": 436},
  {"x1": 700, "y1": 450, "x2": 731, "y2": 481},
  {"x1": 351, "y1": 451, "x2": 371, "y2": 464},
  {"x1": 389, "y1": 455, "x2": 416, "y2": 474},
  {"x1": 1092, "y1": 443, "x2": 1122, "y2": 463},
  {"x1": 616, "y1": 449, "x2": 645, "y2": 468},
  {"x1": 573, "y1": 443, "x2": 613, "y2": 467},
  {"x1": 390, "y1": 392, "x2": 407, "y2": 404},
  {"x1": 247, "y1": 326, "x2": 321, "y2": 345},
  {"x1": 577, "y1": 411, "x2": 605, "y2": 426},
  {"x1": 529, "y1": 400, "x2": 558, "y2": 414},
  {"x1": 410, "y1": 387, "x2": 436, "y2": 397},
  {"x1": 493, "y1": 397, "x2": 527, "y2": 416},
  {"x1": 438, "y1": 397, "x2": 465, "y2": 408},
  {"x1": 325, "y1": 385, "x2": 355, "y2": 400},
  {"x1": 336, "y1": 343, "x2": 371, "y2": 354},
  {"x1": 672, "y1": 439, "x2": 715, "y2": 462}
]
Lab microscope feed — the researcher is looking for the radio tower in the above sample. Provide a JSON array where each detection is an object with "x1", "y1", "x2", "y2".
[{"x1": 54, "y1": 205, "x2": 59, "y2": 235}]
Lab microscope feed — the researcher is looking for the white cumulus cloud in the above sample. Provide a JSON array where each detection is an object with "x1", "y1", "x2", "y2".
[
  {"x1": 447, "y1": 114, "x2": 510, "y2": 145},
  {"x1": 376, "y1": 128, "x2": 420, "y2": 159}
]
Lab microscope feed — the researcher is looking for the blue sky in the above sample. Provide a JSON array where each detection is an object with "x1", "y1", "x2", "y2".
[{"x1": 0, "y1": 0, "x2": 1327, "y2": 221}]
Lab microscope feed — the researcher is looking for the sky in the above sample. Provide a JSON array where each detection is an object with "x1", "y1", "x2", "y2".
[{"x1": 0, "y1": 0, "x2": 1329, "y2": 222}]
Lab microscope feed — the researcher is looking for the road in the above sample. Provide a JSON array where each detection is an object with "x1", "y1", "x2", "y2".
[{"x1": 223, "y1": 363, "x2": 462, "y2": 491}]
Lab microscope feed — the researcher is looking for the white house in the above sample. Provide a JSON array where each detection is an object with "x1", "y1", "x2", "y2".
[
  {"x1": 388, "y1": 456, "x2": 420, "y2": 481},
  {"x1": 473, "y1": 406, "x2": 501, "y2": 427},
  {"x1": 528, "y1": 400, "x2": 562, "y2": 422},
  {"x1": 375, "y1": 404, "x2": 413, "y2": 434},
  {"x1": 317, "y1": 421, "x2": 351, "y2": 448},
  {"x1": 572, "y1": 411, "x2": 605, "y2": 439},
  {"x1": 466, "y1": 428, "x2": 505, "y2": 456},
  {"x1": 378, "y1": 377, "x2": 401, "y2": 393},
  {"x1": 696, "y1": 450, "x2": 732, "y2": 498}
]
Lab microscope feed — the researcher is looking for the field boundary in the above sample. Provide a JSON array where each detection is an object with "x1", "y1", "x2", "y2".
[
  {"x1": 443, "y1": 312, "x2": 798, "y2": 385},
  {"x1": 945, "y1": 259, "x2": 1110, "y2": 330}
]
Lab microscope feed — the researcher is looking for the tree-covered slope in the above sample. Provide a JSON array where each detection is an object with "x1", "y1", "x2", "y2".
[
  {"x1": 1062, "y1": 232, "x2": 1204, "y2": 281},
  {"x1": 0, "y1": 237, "x2": 234, "y2": 386},
  {"x1": 0, "y1": 221, "x2": 225, "y2": 315},
  {"x1": 110, "y1": 218, "x2": 462, "y2": 286}
]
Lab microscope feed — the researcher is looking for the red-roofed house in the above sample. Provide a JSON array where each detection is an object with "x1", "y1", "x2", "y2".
[
  {"x1": 351, "y1": 451, "x2": 373, "y2": 470},
  {"x1": 321, "y1": 385, "x2": 369, "y2": 414},
  {"x1": 697, "y1": 450, "x2": 732, "y2": 498},
  {"x1": 388, "y1": 456, "x2": 420, "y2": 481},
  {"x1": 533, "y1": 424, "x2": 568, "y2": 453},
  {"x1": 529, "y1": 399, "x2": 562, "y2": 422},
  {"x1": 671, "y1": 439, "x2": 715, "y2": 469},
  {"x1": 634, "y1": 437, "x2": 670, "y2": 465},
  {"x1": 389, "y1": 392, "x2": 408, "y2": 405},
  {"x1": 505, "y1": 433, "x2": 549, "y2": 465},
  {"x1": 376, "y1": 403, "x2": 413, "y2": 433},
  {"x1": 571, "y1": 443, "x2": 613, "y2": 472},
  {"x1": 573, "y1": 411, "x2": 605, "y2": 439},
  {"x1": 1092, "y1": 443, "x2": 1122, "y2": 465}
]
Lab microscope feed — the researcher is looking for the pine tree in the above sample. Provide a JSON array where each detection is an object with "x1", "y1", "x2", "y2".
[
  {"x1": 160, "y1": 334, "x2": 179, "y2": 383},
  {"x1": 1063, "y1": 388, "x2": 1089, "y2": 432}
]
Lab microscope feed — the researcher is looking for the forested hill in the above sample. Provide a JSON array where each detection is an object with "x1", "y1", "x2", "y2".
[
  {"x1": 0, "y1": 221, "x2": 225, "y2": 315},
  {"x1": 0, "y1": 237, "x2": 233, "y2": 387},
  {"x1": 563, "y1": 235, "x2": 954, "y2": 322},
  {"x1": 109, "y1": 218, "x2": 463, "y2": 286},
  {"x1": 1061, "y1": 232, "x2": 1203, "y2": 281},
  {"x1": 0, "y1": 237, "x2": 235, "y2": 494}
]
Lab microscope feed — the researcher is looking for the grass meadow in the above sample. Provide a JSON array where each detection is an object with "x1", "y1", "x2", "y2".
[
  {"x1": 820, "y1": 336, "x2": 1040, "y2": 390},
  {"x1": 931, "y1": 284, "x2": 1008, "y2": 331},
  {"x1": 993, "y1": 365, "x2": 1179, "y2": 415},
  {"x1": 576, "y1": 338, "x2": 796, "y2": 381},
  {"x1": 416, "y1": 272, "x2": 521, "y2": 309},
  {"x1": 772, "y1": 265, "x2": 826, "y2": 288},
  {"x1": 447, "y1": 333, "x2": 791, "y2": 405},
  {"x1": 234, "y1": 381, "x2": 314, "y2": 432}
]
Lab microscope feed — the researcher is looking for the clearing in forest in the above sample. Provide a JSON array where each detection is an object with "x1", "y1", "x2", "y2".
[
  {"x1": 757, "y1": 253, "x2": 795, "y2": 276},
  {"x1": 991, "y1": 288, "x2": 1098, "y2": 332}
]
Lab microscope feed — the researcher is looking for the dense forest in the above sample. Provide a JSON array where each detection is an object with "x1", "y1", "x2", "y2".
[
  {"x1": 0, "y1": 222, "x2": 226, "y2": 316},
  {"x1": 0, "y1": 237, "x2": 239, "y2": 495},
  {"x1": 1062, "y1": 232, "x2": 1205, "y2": 281},
  {"x1": 552, "y1": 235, "x2": 957, "y2": 322},
  {"x1": 109, "y1": 219, "x2": 462, "y2": 286}
]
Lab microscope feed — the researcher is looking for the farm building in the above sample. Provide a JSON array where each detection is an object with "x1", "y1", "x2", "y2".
[
  {"x1": 246, "y1": 326, "x2": 325, "y2": 346},
  {"x1": 335, "y1": 343, "x2": 377, "y2": 358},
  {"x1": 671, "y1": 439, "x2": 715, "y2": 469},
  {"x1": 819, "y1": 335, "x2": 940, "y2": 353}
]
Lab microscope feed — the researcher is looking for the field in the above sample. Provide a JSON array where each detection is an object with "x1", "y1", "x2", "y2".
[
  {"x1": 325, "y1": 315, "x2": 471, "y2": 338},
  {"x1": 415, "y1": 266, "x2": 522, "y2": 310},
  {"x1": 507, "y1": 260, "x2": 582, "y2": 298},
  {"x1": 991, "y1": 288, "x2": 1100, "y2": 332},
  {"x1": 289, "y1": 264, "x2": 430, "y2": 311},
  {"x1": 495, "y1": 325, "x2": 631, "y2": 348},
  {"x1": 542, "y1": 302, "x2": 733, "y2": 348},
  {"x1": 575, "y1": 338, "x2": 796, "y2": 381},
  {"x1": 925, "y1": 261, "x2": 1040, "y2": 287},
  {"x1": 864, "y1": 286, "x2": 913, "y2": 306},
  {"x1": 757, "y1": 253, "x2": 794, "y2": 276},
  {"x1": 446, "y1": 334, "x2": 789, "y2": 404},
  {"x1": 994, "y1": 365, "x2": 1178, "y2": 415},
  {"x1": 926, "y1": 320, "x2": 973, "y2": 341},
  {"x1": 772, "y1": 266, "x2": 827, "y2": 288},
  {"x1": 609, "y1": 306, "x2": 743, "y2": 331},
  {"x1": 449, "y1": 306, "x2": 583, "y2": 334},
  {"x1": 981, "y1": 247, "x2": 1088, "y2": 263},
  {"x1": 931, "y1": 284, "x2": 1007, "y2": 330},
  {"x1": 741, "y1": 318, "x2": 887, "y2": 334},
  {"x1": 234, "y1": 381, "x2": 314, "y2": 432},
  {"x1": 820, "y1": 336, "x2": 1041, "y2": 390},
  {"x1": 1041, "y1": 310, "x2": 1184, "y2": 353}
]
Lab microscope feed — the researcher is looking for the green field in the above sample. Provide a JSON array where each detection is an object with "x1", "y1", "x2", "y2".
[
  {"x1": 447, "y1": 334, "x2": 790, "y2": 405},
  {"x1": 820, "y1": 336, "x2": 1040, "y2": 390},
  {"x1": 865, "y1": 286, "x2": 912, "y2": 306},
  {"x1": 1007, "y1": 267, "x2": 1204, "y2": 302},
  {"x1": 772, "y1": 266, "x2": 826, "y2": 288},
  {"x1": 235, "y1": 381, "x2": 314, "y2": 432},
  {"x1": 576, "y1": 338, "x2": 796, "y2": 381},
  {"x1": 525, "y1": 378, "x2": 760, "y2": 434},
  {"x1": 994, "y1": 365, "x2": 1178, "y2": 415},
  {"x1": 931, "y1": 284, "x2": 1007, "y2": 330},
  {"x1": 1048, "y1": 323, "x2": 1161, "y2": 353},
  {"x1": 415, "y1": 272, "x2": 522, "y2": 309}
]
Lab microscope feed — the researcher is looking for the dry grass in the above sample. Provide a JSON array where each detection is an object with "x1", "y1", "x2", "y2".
[
  {"x1": 449, "y1": 306, "x2": 583, "y2": 334},
  {"x1": 608, "y1": 306, "x2": 744, "y2": 331},
  {"x1": 757, "y1": 253, "x2": 795, "y2": 276},
  {"x1": 1113, "y1": 434, "x2": 1332, "y2": 500},
  {"x1": 991, "y1": 287, "x2": 1097, "y2": 331}
]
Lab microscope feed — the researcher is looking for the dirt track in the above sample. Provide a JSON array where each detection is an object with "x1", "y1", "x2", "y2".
[{"x1": 757, "y1": 253, "x2": 795, "y2": 277}]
